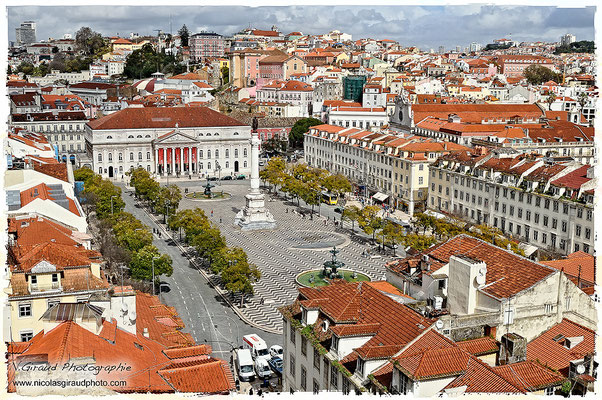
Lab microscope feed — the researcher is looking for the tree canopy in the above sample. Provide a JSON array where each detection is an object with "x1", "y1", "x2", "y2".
[
  {"x1": 289, "y1": 117, "x2": 322, "y2": 148},
  {"x1": 554, "y1": 40, "x2": 595, "y2": 54},
  {"x1": 123, "y1": 43, "x2": 185, "y2": 79},
  {"x1": 178, "y1": 25, "x2": 190, "y2": 47},
  {"x1": 523, "y1": 65, "x2": 562, "y2": 85},
  {"x1": 75, "y1": 27, "x2": 109, "y2": 57}
]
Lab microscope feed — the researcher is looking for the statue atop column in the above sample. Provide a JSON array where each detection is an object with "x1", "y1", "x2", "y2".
[{"x1": 234, "y1": 124, "x2": 276, "y2": 231}]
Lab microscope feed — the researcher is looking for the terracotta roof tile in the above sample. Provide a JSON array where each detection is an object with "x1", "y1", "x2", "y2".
[
  {"x1": 456, "y1": 336, "x2": 499, "y2": 356},
  {"x1": 87, "y1": 107, "x2": 246, "y2": 130},
  {"x1": 493, "y1": 360, "x2": 565, "y2": 391},
  {"x1": 527, "y1": 318, "x2": 595, "y2": 376}
]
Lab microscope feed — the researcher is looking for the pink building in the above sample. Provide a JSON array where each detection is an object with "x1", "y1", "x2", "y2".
[
  {"x1": 189, "y1": 32, "x2": 224, "y2": 62},
  {"x1": 496, "y1": 55, "x2": 555, "y2": 78}
]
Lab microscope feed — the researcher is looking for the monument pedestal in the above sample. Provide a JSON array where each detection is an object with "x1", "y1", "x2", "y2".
[{"x1": 234, "y1": 192, "x2": 276, "y2": 231}]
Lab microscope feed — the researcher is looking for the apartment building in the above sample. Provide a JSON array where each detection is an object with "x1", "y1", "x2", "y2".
[
  {"x1": 304, "y1": 124, "x2": 468, "y2": 214},
  {"x1": 9, "y1": 111, "x2": 88, "y2": 165},
  {"x1": 386, "y1": 235, "x2": 597, "y2": 342},
  {"x1": 189, "y1": 32, "x2": 225, "y2": 62},
  {"x1": 427, "y1": 152, "x2": 595, "y2": 255},
  {"x1": 278, "y1": 281, "x2": 433, "y2": 393}
]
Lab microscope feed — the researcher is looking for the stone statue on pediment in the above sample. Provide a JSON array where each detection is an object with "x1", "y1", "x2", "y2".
[{"x1": 252, "y1": 116, "x2": 258, "y2": 132}]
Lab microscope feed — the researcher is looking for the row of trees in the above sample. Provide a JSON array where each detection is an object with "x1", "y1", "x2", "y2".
[
  {"x1": 260, "y1": 157, "x2": 352, "y2": 215},
  {"x1": 554, "y1": 40, "x2": 595, "y2": 54},
  {"x1": 127, "y1": 168, "x2": 260, "y2": 306},
  {"x1": 74, "y1": 167, "x2": 173, "y2": 291},
  {"x1": 523, "y1": 65, "x2": 563, "y2": 85},
  {"x1": 341, "y1": 205, "x2": 437, "y2": 252},
  {"x1": 413, "y1": 212, "x2": 524, "y2": 255}
]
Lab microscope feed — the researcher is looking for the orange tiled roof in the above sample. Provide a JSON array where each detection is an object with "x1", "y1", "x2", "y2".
[
  {"x1": 493, "y1": 360, "x2": 565, "y2": 391},
  {"x1": 527, "y1": 318, "x2": 595, "y2": 376},
  {"x1": 387, "y1": 235, "x2": 555, "y2": 299},
  {"x1": 541, "y1": 251, "x2": 595, "y2": 284},
  {"x1": 456, "y1": 336, "x2": 499, "y2": 356}
]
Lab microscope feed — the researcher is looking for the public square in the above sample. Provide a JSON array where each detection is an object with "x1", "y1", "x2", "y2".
[{"x1": 175, "y1": 179, "x2": 393, "y2": 333}]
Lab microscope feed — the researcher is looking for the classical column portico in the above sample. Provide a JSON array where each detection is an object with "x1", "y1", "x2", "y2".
[
  {"x1": 179, "y1": 147, "x2": 184, "y2": 175},
  {"x1": 162, "y1": 148, "x2": 166, "y2": 176},
  {"x1": 154, "y1": 147, "x2": 159, "y2": 175},
  {"x1": 188, "y1": 147, "x2": 193, "y2": 175}
]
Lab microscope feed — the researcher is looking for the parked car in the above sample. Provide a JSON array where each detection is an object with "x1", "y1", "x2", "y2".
[
  {"x1": 221, "y1": 175, "x2": 233, "y2": 180},
  {"x1": 236, "y1": 174, "x2": 246, "y2": 180},
  {"x1": 334, "y1": 207, "x2": 343, "y2": 214},
  {"x1": 255, "y1": 357, "x2": 272, "y2": 379},
  {"x1": 243, "y1": 334, "x2": 270, "y2": 361},
  {"x1": 269, "y1": 345, "x2": 283, "y2": 359},
  {"x1": 267, "y1": 356, "x2": 283, "y2": 376},
  {"x1": 207, "y1": 176, "x2": 219, "y2": 181}
]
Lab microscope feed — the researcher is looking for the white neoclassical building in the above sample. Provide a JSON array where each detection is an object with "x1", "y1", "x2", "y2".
[{"x1": 86, "y1": 107, "x2": 252, "y2": 179}]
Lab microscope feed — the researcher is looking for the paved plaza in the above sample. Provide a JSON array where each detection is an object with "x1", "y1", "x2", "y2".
[{"x1": 178, "y1": 180, "x2": 394, "y2": 333}]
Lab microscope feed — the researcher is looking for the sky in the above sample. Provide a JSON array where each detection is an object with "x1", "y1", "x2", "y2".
[{"x1": 6, "y1": 4, "x2": 596, "y2": 49}]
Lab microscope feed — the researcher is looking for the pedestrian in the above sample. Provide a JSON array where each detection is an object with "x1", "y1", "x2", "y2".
[
  {"x1": 249, "y1": 388, "x2": 253, "y2": 396},
  {"x1": 219, "y1": 217, "x2": 222, "y2": 223},
  {"x1": 286, "y1": 208, "x2": 288, "y2": 213},
  {"x1": 257, "y1": 389, "x2": 262, "y2": 396},
  {"x1": 211, "y1": 210, "x2": 214, "y2": 217}
]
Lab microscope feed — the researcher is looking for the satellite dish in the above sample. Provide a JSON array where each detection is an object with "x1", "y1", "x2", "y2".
[
  {"x1": 475, "y1": 275, "x2": 486, "y2": 286},
  {"x1": 478, "y1": 267, "x2": 487, "y2": 276},
  {"x1": 129, "y1": 310, "x2": 137, "y2": 321},
  {"x1": 576, "y1": 364, "x2": 586, "y2": 374},
  {"x1": 121, "y1": 302, "x2": 128, "y2": 312},
  {"x1": 435, "y1": 320, "x2": 444, "y2": 330}
]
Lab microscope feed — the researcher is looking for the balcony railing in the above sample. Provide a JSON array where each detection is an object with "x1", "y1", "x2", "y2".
[{"x1": 30, "y1": 282, "x2": 61, "y2": 293}]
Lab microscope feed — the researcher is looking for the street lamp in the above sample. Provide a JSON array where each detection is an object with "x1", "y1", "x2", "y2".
[
  {"x1": 151, "y1": 256, "x2": 160, "y2": 297},
  {"x1": 215, "y1": 161, "x2": 221, "y2": 184}
]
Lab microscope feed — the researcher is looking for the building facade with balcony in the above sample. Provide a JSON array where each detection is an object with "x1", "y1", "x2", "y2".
[{"x1": 427, "y1": 152, "x2": 595, "y2": 255}]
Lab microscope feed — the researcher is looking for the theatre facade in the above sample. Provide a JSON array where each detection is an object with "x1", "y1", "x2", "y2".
[{"x1": 85, "y1": 106, "x2": 252, "y2": 179}]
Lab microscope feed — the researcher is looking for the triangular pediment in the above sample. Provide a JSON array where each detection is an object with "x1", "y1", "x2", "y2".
[
  {"x1": 154, "y1": 129, "x2": 199, "y2": 144},
  {"x1": 31, "y1": 260, "x2": 57, "y2": 273}
]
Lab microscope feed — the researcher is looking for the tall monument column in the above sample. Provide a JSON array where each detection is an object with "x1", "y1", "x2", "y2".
[{"x1": 234, "y1": 118, "x2": 276, "y2": 231}]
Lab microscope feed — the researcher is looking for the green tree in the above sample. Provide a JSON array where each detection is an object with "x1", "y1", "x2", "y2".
[
  {"x1": 378, "y1": 221, "x2": 405, "y2": 254},
  {"x1": 282, "y1": 176, "x2": 304, "y2": 206},
  {"x1": 129, "y1": 245, "x2": 173, "y2": 283},
  {"x1": 358, "y1": 205, "x2": 383, "y2": 243},
  {"x1": 85, "y1": 178, "x2": 124, "y2": 219},
  {"x1": 191, "y1": 225, "x2": 227, "y2": 262},
  {"x1": 523, "y1": 65, "x2": 561, "y2": 85},
  {"x1": 178, "y1": 25, "x2": 190, "y2": 47},
  {"x1": 342, "y1": 205, "x2": 361, "y2": 231},
  {"x1": 321, "y1": 173, "x2": 352, "y2": 199},
  {"x1": 577, "y1": 91, "x2": 589, "y2": 111},
  {"x1": 402, "y1": 234, "x2": 437, "y2": 252},
  {"x1": 300, "y1": 180, "x2": 321, "y2": 215},
  {"x1": 211, "y1": 247, "x2": 249, "y2": 275},
  {"x1": 16, "y1": 62, "x2": 35, "y2": 77},
  {"x1": 546, "y1": 92, "x2": 556, "y2": 111},
  {"x1": 75, "y1": 27, "x2": 105, "y2": 57},
  {"x1": 156, "y1": 184, "x2": 182, "y2": 222},
  {"x1": 220, "y1": 258, "x2": 261, "y2": 307},
  {"x1": 289, "y1": 117, "x2": 322, "y2": 148},
  {"x1": 259, "y1": 157, "x2": 287, "y2": 194},
  {"x1": 169, "y1": 208, "x2": 210, "y2": 241},
  {"x1": 124, "y1": 43, "x2": 183, "y2": 79},
  {"x1": 221, "y1": 65, "x2": 229, "y2": 85},
  {"x1": 112, "y1": 213, "x2": 153, "y2": 252}
]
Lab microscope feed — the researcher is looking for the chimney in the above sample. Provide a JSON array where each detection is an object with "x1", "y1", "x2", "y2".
[
  {"x1": 143, "y1": 327, "x2": 150, "y2": 338},
  {"x1": 447, "y1": 255, "x2": 487, "y2": 315},
  {"x1": 497, "y1": 333, "x2": 527, "y2": 365}
]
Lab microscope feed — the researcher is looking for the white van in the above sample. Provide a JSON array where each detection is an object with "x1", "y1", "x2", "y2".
[
  {"x1": 243, "y1": 334, "x2": 270, "y2": 361},
  {"x1": 236, "y1": 349, "x2": 255, "y2": 382},
  {"x1": 255, "y1": 357, "x2": 272, "y2": 379}
]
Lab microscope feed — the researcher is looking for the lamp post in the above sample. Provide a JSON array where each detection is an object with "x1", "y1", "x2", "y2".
[
  {"x1": 151, "y1": 256, "x2": 160, "y2": 297},
  {"x1": 215, "y1": 161, "x2": 221, "y2": 184}
]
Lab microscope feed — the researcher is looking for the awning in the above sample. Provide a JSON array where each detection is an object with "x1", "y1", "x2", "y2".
[{"x1": 372, "y1": 192, "x2": 389, "y2": 202}]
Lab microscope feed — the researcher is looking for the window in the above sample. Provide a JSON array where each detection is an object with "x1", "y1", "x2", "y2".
[
  {"x1": 535, "y1": 197, "x2": 541, "y2": 207},
  {"x1": 313, "y1": 379, "x2": 320, "y2": 394},
  {"x1": 301, "y1": 336, "x2": 307, "y2": 356},
  {"x1": 138, "y1": 152, "x2": 143, "y2": 161},
  {"x1": 577, "y1": 208, "x2": 583, "y2": 219},
  {"x1": 575, "y1": 225, "x2": 582, "y2": 237},
  {"x1": 225, "y1": 149, "x2": 229, "y2": 158},
  {"x1": 20, "y1": 331, "x2": 33, "y2": 342},
  {"x1": 561, "y1": 221, "x2": 567, "y2": 232},
  {"x1": 342, "y1": 378, "x2": 350, "y2": 395},
  {"x1": 544, "y1": 304, "x2": 554, "y2": 314},
  {"x1": 330, "y1": 364, "x2": 338, "y2": 388},
  {"x1": 243, "y1": 161, "x2": 247, "y2": 168},
  {"x1": 30, "y1": 275, "x2": 37, "y2": 285},
  {"x1": 98, "y1": 153, "x2": 102, "y2": 162},
  {"x1": 542, "y1": 233, "x2": 547, "y2": 244},
  {"x1": 517, "y1": 208, "x2": 523, "y2": 219},
  {"x1": 314, "y1": 348, "x2": 321, "y2": 370},
  {"x1": 543, "y1": 216, "x2": 548, "y2": 227},
  {"x1": 147, "y1": 152, "x2": 151, "y2": 160},
  {"x1": 503, "y1": 306, "x2": 514, "y2": 324},
  {"x1": 438, "y1": 279, "x2": 446, "y2": 290},
  {"x1": 585, "y1": 228, "x2": 591, "y2": 240},
  {"x1": 534, "y1": 213, "x2": 540, "y2": 224},
  {"x1": 544, "y1": 199, "x2": 550, "y2": 209},
  {"x1": 553, "y1": 201, "x2": 559, "y2": 212},
  {"x1": 418, "y1": 177, "x2": 423, "y2": 185},
  {"x1": 108, "y1": 153, "x2": 113, "y2": 162},
  {"x1": 533, "y1": 230, "x2": 539, "y2": 241},
  {"x1": 301, "y1": 366, "x2": 307, "y2": 391},
  {"x1": 563, "y1": 204, "x2": 569, "y2": 215},
  {"x1": 586, "y1": 210, "x2": 592, "y2": 221},
  {"x1": 99, "y1": 167, "x2": 102, "y2": 174},
  {"x1": 118, "y1": 153, "x2": 123, "y2": 161},
  {"x1": 130, "y1": 152, "x2": 134, "y2": 161},
  {"x1": 290, "y1": 354, "x2": 296, "y2": 377},
  {"x1": 19, "y1": 303, "x2": 32, "y2": 318},
  {"x1": 552, "y1": 218, "x2": 557, "y2": 229},
  {"x1": 290, "y1": 323, "x2": 296, "y2": 344},
  {"x1": 51, "y1": 274, "x2": 58, "y2": 283},
  {"x1": 208, "y1": 150, "x2": 212, "y2": 159}
]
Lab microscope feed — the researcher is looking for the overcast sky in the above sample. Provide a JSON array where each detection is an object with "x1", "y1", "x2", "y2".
[{"x1": 7, "y1": 5, "x2": 596, "y2": 49}]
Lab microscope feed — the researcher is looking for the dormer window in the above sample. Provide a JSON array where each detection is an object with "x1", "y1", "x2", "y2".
[
  {"x1": 332, "y1": 336, "x2": 339, "y2": 351},
  {"x1": 357, "y1": 358, "x2": 365, "y2": 376},
  {"x1": 302, "y1": 309, "x2": 308, "y2": 325}
]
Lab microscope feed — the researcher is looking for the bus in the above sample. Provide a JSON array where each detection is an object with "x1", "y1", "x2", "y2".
[{"x1": 321, "y1": 191, "x2": 338, "y2": 205}]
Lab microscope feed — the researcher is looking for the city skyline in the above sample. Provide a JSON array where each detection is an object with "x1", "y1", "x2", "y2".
[{"x1": 7, "y1": 5, "x2": 595, "y2": 49}]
